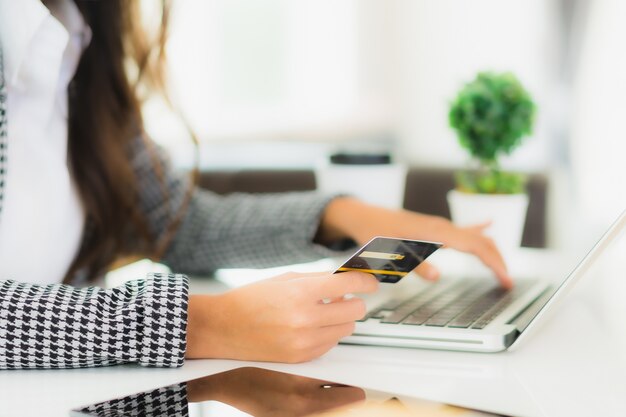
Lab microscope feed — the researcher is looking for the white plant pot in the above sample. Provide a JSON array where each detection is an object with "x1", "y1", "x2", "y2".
[
  {"x1": 447, "y1": 189, "x2": 529, "y2": 250},
  {"x1": 315, "y1": 162, "x2": 407, "y2": 210}
]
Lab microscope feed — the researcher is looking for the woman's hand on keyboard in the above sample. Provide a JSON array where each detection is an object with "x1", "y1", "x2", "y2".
[
  {"x1": 317, "y1": 197, "x2": 513, "y2": 288},
  {"x1": 185, "y1": 271, "x2": 378, "y2": 363}
]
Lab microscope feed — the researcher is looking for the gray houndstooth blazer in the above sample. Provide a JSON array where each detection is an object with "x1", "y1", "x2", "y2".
[{"x1": 0, "y1": 49, "x2": 339, "y2": 369}]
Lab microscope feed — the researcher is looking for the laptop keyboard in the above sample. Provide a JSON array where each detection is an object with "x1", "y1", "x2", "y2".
[{"x1": 361, "y1": 280, "x2": 532, "y2": 329}]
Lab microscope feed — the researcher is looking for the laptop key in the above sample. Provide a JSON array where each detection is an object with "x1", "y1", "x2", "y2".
[
  {"x1": 371, "y1": 287, "x2": 439, "y2": 323},
  {"x1": 393, "y1": 281, "x2": 482, "y2": 326},
  {"x1": 380, "y1": 312, "x2": 413, "y2": 324},
  {"x1": 379, "y1": 297, "x2": 415, "y2": 310},
  {"x1": 384, "y1": 281, "x2": 490, "y2": 325},
  {"x1": 471, "y1": 320, "x2": 490, "y2": 329},
  {"x1": 402, "y1": 313, "x2": 431, "y2": 325},
  {"x1": 447, "y1": 320, "x2": 473, "y2": 328},
  {"x1": 361, "y1": 292, "x2": 425, "y2": 321},
  {"x1": 367, "y1": 309, "x2": 395, "y2": 319},
  {"x1": 424, "y1": 317, "x2": 450, "y2": 327},
  {"x1": 422, "y1": 283, "x2": 494, "y2": 327},
  {"x1": 469, "y1": 282, "x2": 532, "y2": 329},
  {"x1": 380, "y1": 301, "x2": 431, "y2": 323},
  {"x1": 456, "y1": 287, "x2": 514, "y2": 318}
]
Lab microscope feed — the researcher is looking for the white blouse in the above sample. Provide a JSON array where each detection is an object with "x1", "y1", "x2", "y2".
[{"x1": 0, "y1": 0, "x2": 90, "y2": 284}]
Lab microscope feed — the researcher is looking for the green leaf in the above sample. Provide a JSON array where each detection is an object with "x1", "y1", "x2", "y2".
[
  {"x1": 455, "y1": 170, "x2": 527, "y2": 194},
  {"x1": 449, "y1": 71, "x2": 536, "y2": 166}
]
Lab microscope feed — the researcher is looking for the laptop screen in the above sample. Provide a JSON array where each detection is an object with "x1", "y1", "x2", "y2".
[
  {"x1": 549, "y1": 200, "x2": 625, "y2": 286},
  {"x1": 511, "y1": 201, "x2": 626, "y2": 346}
]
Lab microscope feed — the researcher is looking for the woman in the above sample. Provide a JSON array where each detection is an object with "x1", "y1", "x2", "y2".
[{"x1": 0, "y1": 0, "x2": 510, "y2": 369}]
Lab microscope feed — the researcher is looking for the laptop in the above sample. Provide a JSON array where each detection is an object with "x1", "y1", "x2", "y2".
[{"x1": 341, "y1": 208, "x2": 626, "y2": 353}]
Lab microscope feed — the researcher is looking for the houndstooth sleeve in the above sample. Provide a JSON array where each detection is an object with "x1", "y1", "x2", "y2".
[
  {"x1": 129, "y1": 136, "x2": 345, "y2": 275},
  {"x1": 79, "y1": 383, "x2": 189, "y2": 417},
  {"x1": 163, "y1": 190, "x2": 340, "y2": 275},
  {"x1": 0, "y1": 273, "x2": 188, "y2": 369}
]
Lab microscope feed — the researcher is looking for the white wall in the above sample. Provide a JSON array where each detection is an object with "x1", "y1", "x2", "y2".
[
  {"x1": 571, "y1": 0, "x2": 626, "y2": 225},
  {"x1": 148, "y1": 0, "x2": 564, "y2": 176},
  {"x1": 160, "y1": 0, "x2": 386, "y2": 142},
  {"x1": 381, "y1": 0, "x2": 560, "y2": 170}
]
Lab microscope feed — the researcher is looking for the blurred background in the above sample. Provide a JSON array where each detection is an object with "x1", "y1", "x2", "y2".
[{"x1": 140, "y1": 0, "x2": 626, "y2": 250}]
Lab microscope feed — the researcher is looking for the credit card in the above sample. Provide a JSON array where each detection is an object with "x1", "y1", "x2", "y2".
[{"x1": 334, "y1": 236, "x2": 442, "y2": 283}]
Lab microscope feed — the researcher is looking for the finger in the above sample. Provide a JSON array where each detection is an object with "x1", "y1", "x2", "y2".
[
  {"x1": 268, "y1": 271, "x2": 332, "y2": 282},
  {"x1": 471, "y1": 240, "x2": 513, "y2": 288},
  {"x1": 314, "y1": 297, "x2": 367, "y2": 326},
  {"x1": 464, "y1": 221, "x2": 492, "y2": 233},
  {"x1": 303, "y1": 272, "x2": 379, "y2": 299},
  {"x1": 299, "y1": 342, "x2": 339, "y2": 362},
  {"x1": 317, "y1": 322, "x2": 356, "y2": 342},
  {"x1": 319, "y1": 296, "x2": 346, "y2": 304},
  {"x1": 414, "y1": 261, "x2": 440, "y2": 281},
  {"x1": 292, "y1": 323, "x2": 356, "y2": 362},
  {"x1": 303, "y1": 323, "x2": 356, "y2": 357}
]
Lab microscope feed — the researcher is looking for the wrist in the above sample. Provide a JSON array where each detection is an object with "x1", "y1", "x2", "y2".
[
  {"x1": 410, "y1": 212, "x2": 455, "y2": 240},
  {"x1": 187, "y1": 372, "x2": 229, "y2": 402},
  {"x1": 186, "y1": 294, "x2": 229, "y2": 359},
  {"x1": 318, "y1": 197, "x2": 455, "y2": 245},
  {"x1": 317, "y1": 197, "x2": 370, "y2": 244},
  {"x1": 322, "y1": 197, "x2": 417, "y2": 245}
]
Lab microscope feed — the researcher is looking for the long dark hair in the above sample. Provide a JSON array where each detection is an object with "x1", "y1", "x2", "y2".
[{"x1": 65, "y1": 0, "x2": 187, "y2": 283}]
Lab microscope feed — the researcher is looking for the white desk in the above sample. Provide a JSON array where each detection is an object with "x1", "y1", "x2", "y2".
[{"x1": 2, "y1": 248, "x2": 626, "y2": 417}]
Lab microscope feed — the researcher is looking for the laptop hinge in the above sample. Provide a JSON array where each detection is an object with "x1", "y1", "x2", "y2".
[{"x1": 508, "y1": 287, "x2": 555, "y2": 333}]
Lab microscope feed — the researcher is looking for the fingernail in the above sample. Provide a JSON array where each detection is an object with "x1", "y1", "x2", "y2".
[
  {"x1": 504, "y1": 277, "x2": 514, "y2": 289},
  {"x1": 425, "y1": 270, "x2": 439, "y2": 281}
]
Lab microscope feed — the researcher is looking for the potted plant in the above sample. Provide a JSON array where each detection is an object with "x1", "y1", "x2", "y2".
[{"x1": 447, "y1": 71, "x2": 536, "y2": 249}]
